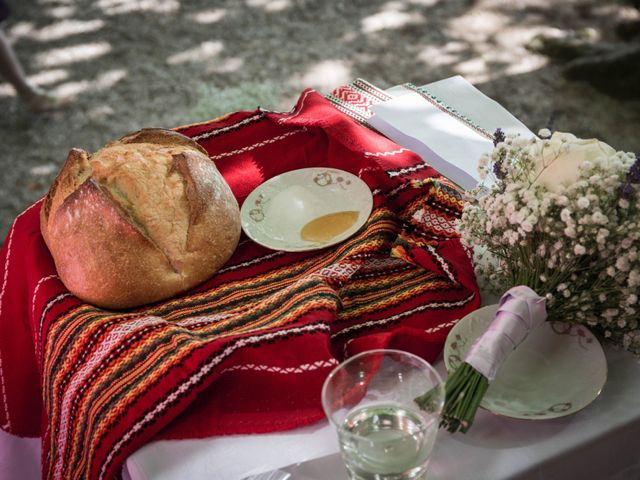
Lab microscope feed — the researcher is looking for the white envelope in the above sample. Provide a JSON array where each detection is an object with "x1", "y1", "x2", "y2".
[
  {"x1": 390, "y1": 75, "x2": 533, "y2": 139},
  {"x1": 370, "y1": 76, "x2": 534, "y2": 190}
]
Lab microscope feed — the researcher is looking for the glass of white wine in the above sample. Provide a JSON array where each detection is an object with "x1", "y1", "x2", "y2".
[{"x1": 321, "y1": 350, "x2": 444, "y2": 480}]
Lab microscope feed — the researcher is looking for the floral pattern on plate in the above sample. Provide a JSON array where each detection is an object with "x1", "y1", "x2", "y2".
[{"x1": 240, "y1": 168, "x2": 373, "y2": 252}]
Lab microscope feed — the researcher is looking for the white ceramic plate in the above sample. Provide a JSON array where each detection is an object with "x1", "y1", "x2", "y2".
[
  {"x1": 444, "y1": 305, "x2": 607, "y2": 420},
  {"x1": 240, "y1": 168, "x2": 373, "y2": 252}
]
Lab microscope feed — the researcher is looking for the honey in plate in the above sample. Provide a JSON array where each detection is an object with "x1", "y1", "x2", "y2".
[{"x1": 300, "y1": 211, "x2": 359, "y2": 243}]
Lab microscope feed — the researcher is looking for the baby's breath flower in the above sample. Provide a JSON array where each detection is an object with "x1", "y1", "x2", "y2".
[
  {"x1": 461, "y1": 131, "x2": 640, "y2": 356},
  {"x1": 538, "y1": 128, "x2": 551, "y2": 139},
  {"x1": 560, "y1": 208, "x2": 572, "y2": 223},
  {"x1": 616, "y1": 256, "x2": 630, "y2": 272},
  {"x1": 577, "y1": 197, "x2": 590, "y2": 209},
  {"x1": 603, "y1": 309, "x2": 619, "y2": 318},
  {"x1": 592, "y1": 212, "x2": 608, "y2": 225}
]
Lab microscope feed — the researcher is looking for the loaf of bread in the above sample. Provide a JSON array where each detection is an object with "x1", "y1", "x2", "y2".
[{"x1": 40, "y1": 128, "x2": 241, "y2": 309}]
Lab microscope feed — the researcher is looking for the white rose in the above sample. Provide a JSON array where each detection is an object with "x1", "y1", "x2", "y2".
[{"x1": 528, "y1": 132, "x2": 616, "y2": 193}]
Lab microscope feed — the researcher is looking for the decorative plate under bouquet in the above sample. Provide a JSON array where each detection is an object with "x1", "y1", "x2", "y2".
[{"x1": 444, "y1": 305, "x2": 607, "y2": 420}]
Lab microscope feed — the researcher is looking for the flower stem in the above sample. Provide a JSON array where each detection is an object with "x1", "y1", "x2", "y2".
[{"x1": 424, "y1": 362, "x2": 489, "y2": 433}]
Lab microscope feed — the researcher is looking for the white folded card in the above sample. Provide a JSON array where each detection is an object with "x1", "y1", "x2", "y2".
[
  {"x1": 370, "y1": 76, "x2": 534, "y2": 190},
  {"x1": 417, "y1": 76, "x2": 533, "y2": 139},
  {"x1": 369, "y1": 91, "x2": 492, "y2": 190}
]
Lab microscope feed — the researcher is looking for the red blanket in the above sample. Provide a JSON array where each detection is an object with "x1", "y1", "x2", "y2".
[{"x1": 0, "y1": 89, "x2": 479, "y2": 479}]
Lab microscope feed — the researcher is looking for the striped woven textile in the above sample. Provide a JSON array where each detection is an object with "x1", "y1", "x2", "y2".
[{"x1": 0, "y1": 88, "x2": 479, "y2": 479}]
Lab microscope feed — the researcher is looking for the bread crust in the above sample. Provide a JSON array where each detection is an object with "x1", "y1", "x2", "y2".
[
  {"x1": 115, "y1": 128, "x2": 209, "y2": 156},
  {"x1": 40, "y1": 129, "x2": 241, "y2": 310}
]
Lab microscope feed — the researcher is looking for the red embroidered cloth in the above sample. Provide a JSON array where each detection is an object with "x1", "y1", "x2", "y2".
[{"x1": 0, "y1": 90, "x2": 479, "y2": 479}]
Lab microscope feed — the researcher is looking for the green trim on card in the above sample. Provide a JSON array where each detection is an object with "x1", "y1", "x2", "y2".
[{"x1": 405, "y1": 83, "x2": 495, "y2": 141}]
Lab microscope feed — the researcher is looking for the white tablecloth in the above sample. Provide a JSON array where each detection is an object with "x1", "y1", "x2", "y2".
[
  {"x1": 271, "y1": 348, "x2": 640, "y2": 480},
  {"x1": 122, "y1": 348, "x2": 640, "y2": 480}
]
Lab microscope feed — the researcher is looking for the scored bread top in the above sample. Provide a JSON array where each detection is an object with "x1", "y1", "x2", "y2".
[
  {"x1": 90, "y1": 142, "x2": 192, "y2": 266},
  {"x1": 40, "y1": 128, "x2": 241, "y2": 309}
]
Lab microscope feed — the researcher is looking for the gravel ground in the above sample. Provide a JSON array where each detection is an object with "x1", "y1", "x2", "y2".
[{"x1": 1, "y1": 0, "x2": 639, "y2": 240}]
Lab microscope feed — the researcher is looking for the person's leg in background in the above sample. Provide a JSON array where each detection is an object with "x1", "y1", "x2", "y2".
[{"x1": 0, "y1": 1, "x2": 69, "y2": 112}]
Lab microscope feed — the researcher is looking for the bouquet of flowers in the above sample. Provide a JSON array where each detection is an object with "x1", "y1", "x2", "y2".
[{"x1": 426, "y1": 128, "x2": 640, "y2": 433}]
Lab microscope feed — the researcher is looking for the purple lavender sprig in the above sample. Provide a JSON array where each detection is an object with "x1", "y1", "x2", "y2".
[
  {"x1": 628, "y1": 153, "x2": 640, "y2": 183},
  {"x1": 492, "y1": 158, "x2": 504, "y2": 180},
  {"x1": 618, "y1": 153, "x2": 640, "y2": 200},
  {"x1": 619, "y1": 183, "x2": 634, "y2": 200},
  {"x1": 490, "y1": 128, "x2": 507, "y2": 182}
]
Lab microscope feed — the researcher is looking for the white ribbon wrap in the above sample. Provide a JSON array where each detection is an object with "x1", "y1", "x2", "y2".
[{"x1": 465, "y1": 286, "x2": 547, "y2": 381}]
